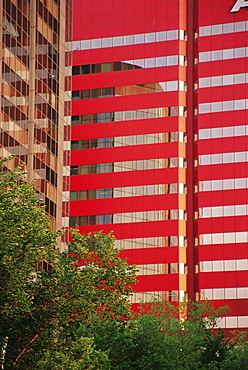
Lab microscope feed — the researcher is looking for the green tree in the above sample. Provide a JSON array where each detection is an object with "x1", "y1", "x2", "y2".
[
  {"x1": 93, "y1": 300, "x2": 247, "y2": 370},
  {"x1": 0, "y1": 158, "x2": 136, "y2": 369}
]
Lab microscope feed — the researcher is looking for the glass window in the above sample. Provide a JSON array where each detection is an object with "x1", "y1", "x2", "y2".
[
  {"x1": 81, "y1": 40, "x2": 91, "y2": 50},
  {"x1": 223, "y1": 49, "x2": 234, "y2": 59},
  {"x1": 237, "y1": 260, "x2": 248, "y2": 270},
  {"x1": 79, "y1": 165, "x2": 88, "y2": 175},
  {"x1": 223, "y1": 126, "x2": 234, "y2": 137},
  {"x1": 82, "y1": 90, "x2": 90, "y2": 99},
  {"x1": 223, "y1": 152, "x2": 234, "y2": 163},
  {"x1": 79, "y1": 190, "x2": 88, "y2": 200},
  {"x1": 223, "y1": 23, "x2": 234, "y2": 33},
  {"x1": 235, "y1": 204, "x2": 246, "y2": 215},
  {"x1": 82, "y1": 65, "x2": 91, "y2": 74},
  {"x1": 123, "y1": 35, "x2": 133, "y2": 45},
  {"x1": 224, "y1": 205, "x2": 234, "y2": 216},
  {"x1": 72, "y1": 65, "x2": 80, "y2": 75},
  {"x1": 213, "y1": 289, "x2": 224, "y2": 299},
  {"x1": 79, "y1": 216, "x2": 88, "y2": 226},
  {"x1": 70, "y1": 191, "x2": 78, "y2": 201},
  {"x1": 156, "y1": 31, "x2": 166, "y2": 42},
  {"x1": 92, "y1": 38, "x2": 101, "y2": 48},
  {"x1": 213, "y1": 260, "x2": 224, "y2": 271},
  {"x1": 72, "y1": 91, "x2": 80, "y2": 100},
  {"x1": 71, "y1": 141, "x2": 78, "y2": 150},
  {"x1": 224, "y1": 260, "x2": 235, "y2": 272},
  {"x1": 102, "y1": 37, "x2": 112, "y2": 48},
  {"x1": 145, "y1": 32, "x2": 155, "y2": 43},
  {"x1": 113, "y1": 36, "x2": 122, "y2": 46},
  {"x1": 235, "y1": 178, "x2": 246, "y2": 189},
  {"x1": 69, "y1": 217, "x2": 76, "y2": 227},
  {"x1": 91, "y1": 89, "x2": 101, "y2": 99},
  {"x1": 102, "y1": 63, "x2": 112, "y2": 73},
  {"x1": 92, "y1": 64, "x2": 101, "y2": 73},
  {"x1": 223, "y1": 233, "x2": 235, "y2": 244},
  {"x1": 225, "y1": 288, "x2": 236, "y2": 299},
  {"x1": 72, "y1": 116, "x2": 80, "y2": 125},
  {"x1": 223, "y1": 179, "x2": 234, "y2": 189},
  {"x1": 70, "y1": 166, "x2": 78, "y2": 176}
]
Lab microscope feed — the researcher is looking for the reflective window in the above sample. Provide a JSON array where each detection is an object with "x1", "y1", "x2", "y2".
[
  {"x1": 72, "y1": 29, "x2": 180, "y2": 51},
  {"x1": 199, "y1": 151, "x2": 248, "y2": 166},
  {"x1": 200, "y1": 232, "x2": 248, "y2": 245},
  {"x1": 199, "y1": 46, "x2": 248, "y2": 63}
]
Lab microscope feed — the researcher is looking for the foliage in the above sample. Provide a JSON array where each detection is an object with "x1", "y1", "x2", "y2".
[
  {"x1": 0, "y1": 158, "x2": 136, "y2": 369},
  {"x1": 1, "y1": 158, "x2": 248, "y2": 369}
]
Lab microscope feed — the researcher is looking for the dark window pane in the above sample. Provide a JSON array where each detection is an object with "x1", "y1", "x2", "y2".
[
  {"x1": 79, "y1": 216, "x2": 88, "y2": 226},
  {"x1": 90, "y1": 164, "x2": 97, "y2": 174},
  {"x1": 72, "y1": 116, "x2": 80, "y2": 125},
  {"x1": 70, "y1": 166, "x2": 78, "y2": 175},
  {"x1": 82, "y1": 64, "x2": 91, "y2": 74},
  {"x1": 92, "y1": 88, "x2": 101, "y2": 99},
  {"x1": 71, "y1": 141, "x2": 78, "y2": 150},
  {"x1": 80, "y1": 140, "x2": 89, "y2": 149},
  {"x1": 113, "y1": 62, "x2": 122, "y2": 71},
  {"x1": 81, "y1": 114, "x2": 91, "y2": 124},
  {"x1": 90, "y1": 139, "x2": 98, "y2": 148},
  {"x1": 69, "y1": 217, "x2": 76, "y2": 227},
  {"x1": 92, "y1": 63, "x2": 101, "y2": 73},
  {"x1": 72, "y1": 66, "x2": 80, "y2": 75},
  {"x1": 102, "y1": 87, "x2": 112, "y2": 97},
  {"x1": 82, "y1": 90, "x2": 90, "y2": 99},
  {"x1": 72, "y1": 91, "x2": 80, "y2": 100},
  {"x1": 89, "y1": 215, "x2": 96, "y2": 225}
]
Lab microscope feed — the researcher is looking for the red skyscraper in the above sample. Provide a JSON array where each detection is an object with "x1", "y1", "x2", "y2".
[{"x1": 71, "y1": 0, "x2": 248, "y2": 329}]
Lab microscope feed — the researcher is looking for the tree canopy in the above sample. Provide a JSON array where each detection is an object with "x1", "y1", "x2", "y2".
[{"x1": 1, "y1": 158, "x2": 248, "y2": 370}]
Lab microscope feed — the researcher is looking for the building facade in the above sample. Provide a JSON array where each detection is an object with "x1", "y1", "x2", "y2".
[
  {"x1": 0, "y1": 0, "x2": 72, "y2": 248},
  {"x1": 71, "y1": 0, "x2": 248, "y2": 329}
]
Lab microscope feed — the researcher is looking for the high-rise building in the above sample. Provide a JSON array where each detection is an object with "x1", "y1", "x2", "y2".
[
  {"x1": 0, "y1": 0, "x2": 72, "y2": 249},
  {"x1": 71, "y1": 0, "x2": 248, "y2": 329}
]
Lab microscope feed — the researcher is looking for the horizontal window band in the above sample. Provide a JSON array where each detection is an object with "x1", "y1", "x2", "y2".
[
  {"x1": 199, "y1": 177, "x2": 248, "y2": 192},
  {"x1": 199, "y1": 20, "x2": 248, "y2": 37},
  {"x1": 71, "y1": 106, "x2": 186, "y2": 125},
  {"x1": 71, "y1": 29, "x2": 184, "y2": 51},
  {"x1": 70, "y1": 158, "x2": 185, "y2": 176},
  {"x1": 72, "y1": 55, "x2": 185, "y2": 76},
  {"x1": 70, "y1": 209, "x2": 185, "y2": 227},
  {"x1": 71, "y1": 132, "x2": 185, "y2": 150}
]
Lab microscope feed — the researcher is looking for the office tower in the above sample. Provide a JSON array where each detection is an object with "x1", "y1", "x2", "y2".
[
  {"x1": 0, "y1": 0, "x2": 72, "y2": 248},
  {"x1": 71, "y1": 0, "x2": 248, "y2": 329}
]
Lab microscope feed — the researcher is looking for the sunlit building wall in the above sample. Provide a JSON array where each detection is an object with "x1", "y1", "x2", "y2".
[{"x1": 0, "y1": 0, "x2": 72, "y2": 249}]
